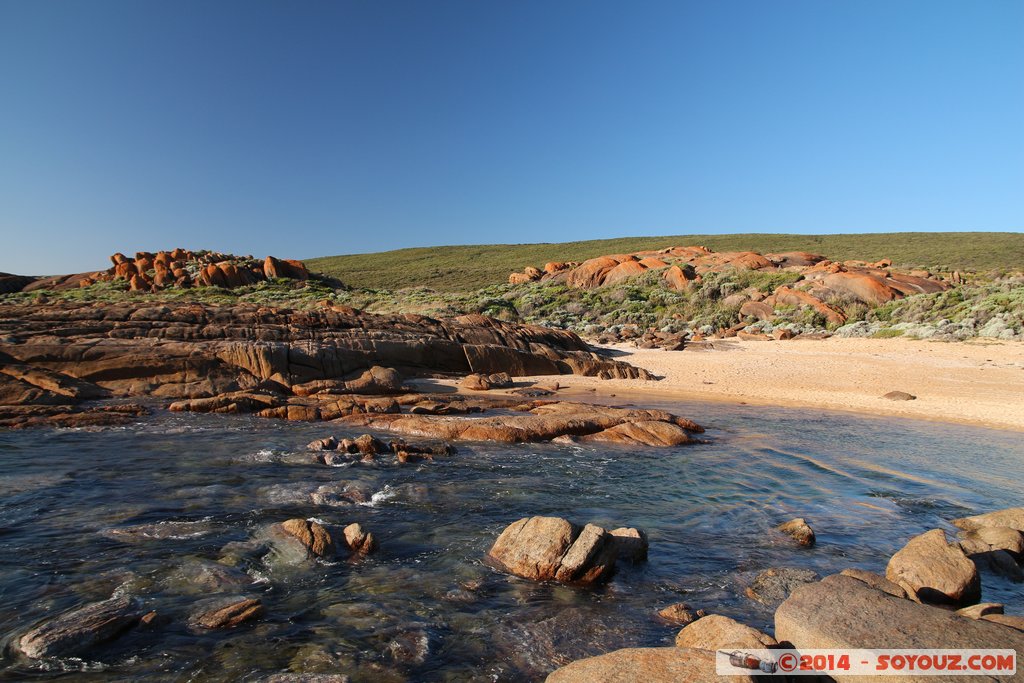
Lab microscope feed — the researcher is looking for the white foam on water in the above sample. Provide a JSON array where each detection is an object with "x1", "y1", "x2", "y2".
[{"x1": 358, "y1": 484, "x2": 397, "y2": 507}]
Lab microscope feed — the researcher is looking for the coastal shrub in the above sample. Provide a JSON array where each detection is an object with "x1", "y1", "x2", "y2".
[{"x1": 871, "y1": 328, "x2": 905, "y2": 339}]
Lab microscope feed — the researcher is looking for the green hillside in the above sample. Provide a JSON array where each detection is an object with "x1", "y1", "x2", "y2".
[{"x1": 306, "y1": 232, "x2": 1024, "y2": 292}]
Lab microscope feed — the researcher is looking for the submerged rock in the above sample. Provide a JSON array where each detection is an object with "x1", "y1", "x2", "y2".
[
  {"x1": 885, "y1": 529, "x2": 981, "y2": 605},
  {"x1": 777, "y1": 517, "x2": 816, "y2": 547},
  {"x1": 18, "y1": 595, "x2": 142, "y2": 659},
  {"x1": 190, "y1": 596, "x2": 264, "y2": 629},
  {"x1": 745, "y1": 567, "x2": 819, "y2": 606},
  {"x1": 656, "y1": 603, "x2": 704, "y2": 626}
]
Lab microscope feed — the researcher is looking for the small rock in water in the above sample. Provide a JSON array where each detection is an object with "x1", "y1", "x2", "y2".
[
  {"x1": 656, "y1": 602, "x2": 704, "y2": 625},
  {"x1": 18, "y1": 595, "x2": 142, "y2": 659},
  {"x1": 882, "y1": 390, "x2": 917, "y2": 401},
  {"x1": 777, "y1": 517, "x2": 816, "y2": 547},
  {"x1": 486, "y1": 516, "x2": 618, "y2": 586},
  {"x1": 342, "y1": 522, "x2": 378, "y2": 555},
  {"x1": 278, "y1": 519, "x2": 336, "y2": 559},
  {"x1": 191, "y1": 596, "x2": 263, "y2": 629},
  {"x1": 745, "y1": 567, "x2": 819, "y2": 606},
  {"x1": 608, "y1": 527, "x2": 649, "y2": 562},
  {"x1": 307, "y1": 436, "x2": 339, "y2": 451}
]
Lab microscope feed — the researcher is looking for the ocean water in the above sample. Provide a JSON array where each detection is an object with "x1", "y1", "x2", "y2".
[{"x1": 0, "y1": 399, "x2": 1021, "y2": 681}]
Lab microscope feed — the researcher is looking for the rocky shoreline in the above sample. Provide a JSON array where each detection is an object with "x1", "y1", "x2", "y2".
[{"x1": 2, "y1": 297, "x2": 1023, "y2": 680}]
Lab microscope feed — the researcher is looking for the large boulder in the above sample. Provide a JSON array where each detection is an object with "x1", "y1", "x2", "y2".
[
  {"x1": 18, "y1": 595, "x2": 142, "y2": 659},
  {"x1": 278, "y1": 519, "x2": 336, "y2": 558},
  {"x1": 885, "y1": 529, "x2": 981, "y2": 605},
  {"x1": 776, "y1": 574, "x2": 1024, "y2": 679},
  {"x1": 545, "y1": 647, "x2": 754, "y2": 683},
  {"x1": 485, "y1": 516, "x2": 623, "y2": 585}
]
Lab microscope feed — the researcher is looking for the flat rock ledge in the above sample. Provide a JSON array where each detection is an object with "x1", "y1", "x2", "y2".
[
  {"x1": 485, "y1": 516, "x2": 647, "y2": 586},
  {"x1": 544, "y1": 647, "x2": 754, "y2": 683},
  {"x1": 342, "y1": 401, "x2": 703, "y2": 447}
]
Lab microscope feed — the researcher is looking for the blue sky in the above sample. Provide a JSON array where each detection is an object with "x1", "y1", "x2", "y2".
[{"x1": 1, "y1": 0, "x2": 1021, "y2": 275}]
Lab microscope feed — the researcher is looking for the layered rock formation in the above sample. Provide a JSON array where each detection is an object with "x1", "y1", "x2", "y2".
[
  {"x1": 0, "y1": 301, "x2": 683, "y2": 435},
  {"x1": 7, "y1": 249, "x2": 310, "y2": 294},
  {"x1": 509, "y1": 246, "x2": 952, "y2": 326}
]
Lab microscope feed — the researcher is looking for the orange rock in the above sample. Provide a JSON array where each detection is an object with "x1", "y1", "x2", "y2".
[
  {"x1": 602, "y1": 260, "x2": 648, "y2": 285},
  {"x1": 662, "y1": 265, "x2": 695, "y2": 291}
]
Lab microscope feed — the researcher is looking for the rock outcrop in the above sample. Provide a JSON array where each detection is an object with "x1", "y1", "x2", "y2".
[
  {"x1": 4, "y1": 249, "x2": 311, "y2": 294},
  {"x1": 0, "y1": 302, "x2": 667, "y2": 429},
  {"x1": 508, "y1": 245, "x2": 952, "y2": 327},
  {"x1": 485, "y1": 516, "x2": 639, "y2": 585}
]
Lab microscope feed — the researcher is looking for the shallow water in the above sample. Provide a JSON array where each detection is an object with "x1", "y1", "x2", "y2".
[{"x1": 0, "y1": 398, "x2": 1022, "y2": 681}]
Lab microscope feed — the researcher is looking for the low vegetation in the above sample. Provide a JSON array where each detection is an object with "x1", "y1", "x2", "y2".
[
  {"x1": 5, "y1": 233, "x2": 1022, "y2": 343},
  {"x1": 306, "y1": 232, "x2": 1024, "y2": 292}
]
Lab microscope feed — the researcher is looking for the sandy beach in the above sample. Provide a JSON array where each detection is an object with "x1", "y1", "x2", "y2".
[{"x1": 521, "y1": 337, "x2": 1024, "y2": 432}]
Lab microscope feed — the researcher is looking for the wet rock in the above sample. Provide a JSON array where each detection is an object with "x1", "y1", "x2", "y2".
[
  {"x1": 608, "y1": 527, "x2": 648, "y2": 562},
  {"x1": 486, "y1": 516, "x2": 618, "y2": 585},
  {"x1": 674, "y1": 614, "x2": 777, "y2": 650},
  {"x1": 776, "y1": 574, "x2": 1024, "y2": 655},
  {"x1": 18, "y1": 595, "x2": 142, "y2": 659},
  {"x1": 954, "y1": 507, "x2": 1024, "y2": 533},
  {"x1": 882, "y1": 391, "x2": 917, "y2": 401},
  {"x1": 353, "y1": 434, "x2": 387, "y2": 455},
  {"x1": 166, "y1": 559, "x2": 254, "y2": 594},
  {"x1": 268, "y1": 520, "x2": 335, "y2": 565},
  {"x1": 384, "y1": 627, "x2": 430, "y2": 665},
  {"x1": 191, "y1": 596, "x2": 264, "y2": 629},
  {"x1": 310, "y1": 482, "x2": 374, "y2": 507},
  {"x1": 745, "y1": 567, "x2": 819, "y2": 606},
  {"x1": 101, "y1": 519, "x2": 218, "y2": 542},
  {"x1": 839, "y1": 568, "x2": 907, "y2": 599},
  {"x1": 777, "y1": 517, "x2": 816, "y2": 547},
  {"x1": 342, "y1": 523, "x2": 378, "y2": 555},
  {"x1": 307, "y1": 436, "x2": 339, "y2": 451},
  {"x1": 579, "y1": 420, "x2": 698, "y2": 446},
  {"x1": 545, "y1": 647, "x2": 754, "y2": 683},
  {"x1": 656, "y1": 602, "x2": 704, "y2": 625},
  {"x1": 885, "y1": 529, "x2": 980, "y2": 605}
]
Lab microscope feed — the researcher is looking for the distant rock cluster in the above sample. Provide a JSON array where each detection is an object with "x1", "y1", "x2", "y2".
[
  {"x1": 4, "y1": 248, "x2": 309, "y2": 294},
  {"x1": 509, "y1": 245, "x2": 953, "y2": 326}
]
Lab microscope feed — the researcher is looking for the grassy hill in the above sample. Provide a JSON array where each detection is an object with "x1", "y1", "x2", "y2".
[{"x1": 306, "y1": 232, "x2": 1024, "y2": 292}]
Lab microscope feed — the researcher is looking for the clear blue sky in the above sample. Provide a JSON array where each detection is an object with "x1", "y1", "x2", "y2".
[{"x1": 1, "y1": 0, "x2": 1021, "y2": 275}]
